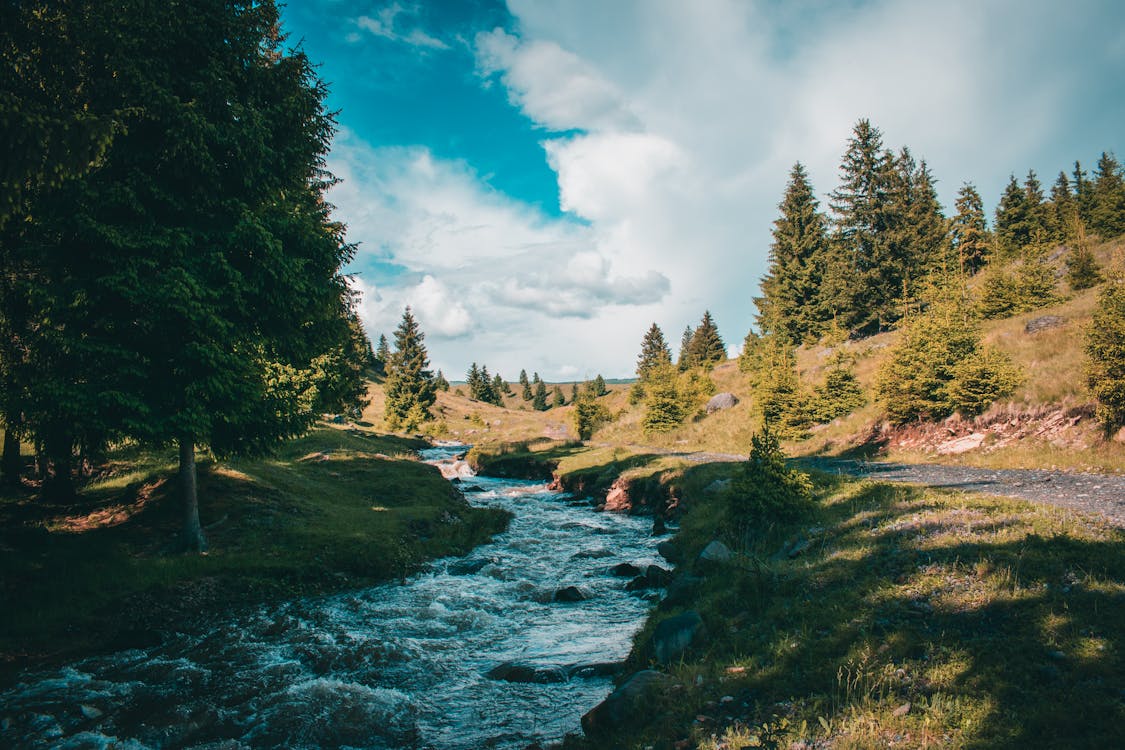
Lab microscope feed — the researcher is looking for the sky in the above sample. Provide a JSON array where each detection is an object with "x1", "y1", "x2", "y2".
[{"x1": 281, "y1": 0, "x2": 1125, "y2": 381}]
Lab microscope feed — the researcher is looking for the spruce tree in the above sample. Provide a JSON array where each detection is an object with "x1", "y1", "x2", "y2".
[
  {"x1": 492, "y1": 373, "x2": 507, "y2": 402},
  {"x1": 885, "y1": 149, "x2": 948, "y2": 281},
  {"x1": 636, "y1": 323, "x2": 673, "y2": 382},
  {"x1": 689, "y1": 311, "x2": 726, "y2": 368},
  {"x1": 827, "y1": 119, "x2": 896, "y2": 333},
  {"x1": 1074, "y1": 161, "x2": 1095, "y2": 227},
  {"x1": 994, "y1": 174, "x2": 1030, "y2": 256},
  {"x1": 375, "y1": 334, "x2": 390, "y2": 375},
  {"x1": 532, "y1": 378, "x2": 549, "y2": 411},
  {"x1": 677, "y1": 326, "x2": 695, "y2": 371},
  {"x1": 519, "y1": 369, "x2": 532, "y2": 400},
  {"x1": 951, "y1": 183, "x2": 990, "y2": 275},
  {"x1": 552, "y1": 386, "x2": 566, "y2": 407},
  {"x1": 1023, "y1": 170, "x2": 1048, "y2": 243},
  {"x1": 434, "y1": 370, "x2": 450, "y2": 392},
  {"x1": 1086, "y1": 262, "x2": 1125, "y2": 427},
  {"x1": 384, "y1": 307, "x2": 435, "y2": 430},
  {"x1": 1049, "y1": 171, "x2": 1076, "y2": 243},
  {"x1": 593, "y1": 374, "x2": 608, "y2": 396},
  {"x1": 755, "y1": 162, "x2": 830, "y2": 343},
  {"x1": 466, "y1": 362, "x2": 482, "y2": 399},
  {"x1": 642, "y1": 363, "x2": 685, "y2": 433},
  {"x1": 1090, "y1": 152, "x2": 1125, "y2": 239},
  {"x1": 571, "y1": 382, "x2": 579, "y2": 402},
  {"x1": 573, "y1": 389, "x2": 610, "y2": 440}
]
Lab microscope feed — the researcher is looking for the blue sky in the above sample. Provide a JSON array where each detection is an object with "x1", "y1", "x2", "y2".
[{"x1": 282, "y1": 0, "x2": 1125, "y2": 380}]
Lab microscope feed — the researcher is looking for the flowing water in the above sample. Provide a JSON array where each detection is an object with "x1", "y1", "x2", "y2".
[{"x1": 0, "y1": 443, "x2": 662, "y2": 749}]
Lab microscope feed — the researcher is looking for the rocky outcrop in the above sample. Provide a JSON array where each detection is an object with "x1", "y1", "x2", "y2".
[
  {"x1": 581, "y1": 669, "x2": 668, "y2": 737},
  {"x1": 625, "y1": 565, "x2": 673, "y2": 591},
  {"x1": 1025, "y1": 315, "x2": 1066, "y2": 334}
]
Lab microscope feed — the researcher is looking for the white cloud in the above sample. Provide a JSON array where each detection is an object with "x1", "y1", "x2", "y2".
[{"x1": 355, "y1": 4, "x2": 448, "y2": 50}]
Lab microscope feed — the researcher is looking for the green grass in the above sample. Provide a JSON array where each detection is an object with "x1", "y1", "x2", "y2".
[
  {"x1": 0, "y1": 426, "x2": 510, "y2": 679},
  {"x1": 556, "y1": 458, "x2": 1125, "y2": 749}
]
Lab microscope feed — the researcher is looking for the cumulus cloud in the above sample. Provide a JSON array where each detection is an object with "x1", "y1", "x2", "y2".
[{"x1": 355, "y1": 4, "x2": 448, "y2": 50}]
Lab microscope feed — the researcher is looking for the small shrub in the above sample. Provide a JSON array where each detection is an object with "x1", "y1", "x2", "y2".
[
  {"x1": 728, "y1": 428, "x2": 813, "y2": 524},
  {"x1": 573, "y1": 391, "x2": 611, "y2": 440},
  {"x1": 1086, "y1": 263, "x2": 1125, "y2": 428},
  {"x1": 948, "y1": 347, "x2": 1023, "y2": 416}
]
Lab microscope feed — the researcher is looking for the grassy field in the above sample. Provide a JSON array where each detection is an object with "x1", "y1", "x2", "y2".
[
  {"x1": 0, "y1": 426, "x2": 510, "y2": 680},
  {"x1": 525, "y1": 447, "x2": 1125, "y2": 750}
]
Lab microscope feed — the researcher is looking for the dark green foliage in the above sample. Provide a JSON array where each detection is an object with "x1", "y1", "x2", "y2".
[
  {"x1": 728, "y1": 427, "x2": 812, "y2": 524},
  {"x1": 879, "y1": 285, "x2": 1021, "y2": 423},
  {"x1": 1066, "y1": 230, "x2": 1103, "y2": 291},
  {"x1": 572, "y1": 389, "x2": 610, "y2": 440},
  {"x1": 755, "y1": 162, "x2": 831, "y2": 344},
  {"x1": 1090, "y1": 152, "x2": 1125, "y2": 239},
  {"x1": 466, "y1": 363, "x2": 503, "y2": 405},
  {"x1": 688, "y1": 311, "x2": 726, "y2": 368},
  {"x1": 519, "y1": 369, "x2": 532, "y2": 401},
  {"x1": 977, "y1": 245, "x2": 1060, "y2": 319},
  {"x1": 1048, "y1": 171, "x2": 1075, "y2": 242},
  {"x1": 753, "y1": 340, "x2": 812, "y2": 439},
  {"x1": 1086, "y1": 265, "x2": 1125, "y2": 428},
  {"x1": 571, "y1": 382, "x2": 579, "y2": 402},
  {"x1": 593, "y1": 374, "x2": 608, "y2": 396},
  {"x1": 434, "y1": 370, "x2": 450, "y2": 392},
  {"x1": 884, "y1": 149, "x2": 949, "y2": 280},
  {"x1": 636, "y1": 323, "x2": 673, "y2": 381},
  {"x1": 492, "y1": 373, "x2": 508, "y2": 398},
  {"x1": 951, "y1": 183, "x2": 990, "y2": 275},
  {"x1": 1073, "y1": 161, "x2": 1095, "y2": 226},
  {"x1": 532, "y1": 377, "x2": 549, "y2": 411},
  {"x1": 677, "y1": 326, "x2": 695, "y2": 371},
  {"x1": 384, "y1": 308, "x2": 435, "y2": 430},
  {"x1": 552, "y1": 386, "x2": 566, "y2": 407},
  {"x1": 994, "y1": 175, "x2": 1030, "y2": 256},
  {"x1": 374, "y1": 334, "x2": 390, "y2": 376}
]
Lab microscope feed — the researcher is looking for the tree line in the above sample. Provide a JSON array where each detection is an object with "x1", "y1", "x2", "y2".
[{"x1": 0, "y1": 1, "x2": 370, "y2": 549}]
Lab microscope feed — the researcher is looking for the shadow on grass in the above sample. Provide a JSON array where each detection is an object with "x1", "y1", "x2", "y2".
[{"x1": 595, "y1": 475, "x2": 1125, "y2": 749}]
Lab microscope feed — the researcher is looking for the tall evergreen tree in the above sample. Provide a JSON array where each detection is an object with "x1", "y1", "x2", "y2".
[
  {"x1": 384, "y1": 307, "x2": 435, "y2": 430},
  {"x1": 1086, "y1": 262, "x2": 1125, "y2": 427},
  {"x1": 532, "y1": 378, "x2": 549, "y2": 411},
  {"x1": 552, "y1": 386, "x2": 566, "y2": 407},
  {"x1": 374, "y1": 334, "x2": 390, "y2": 376},
  {"x1": 635, "y1": 323, "x2": 673, "y2": 381},
  {"x1": 1023, "y1": 170, "x2": 1049, "y2": 242},
  {"x1": 885, "y1": 149, "x2": 948, "y2": 279},
  {"x1": 826, "y1": 119, "x2": 896, "y2": 333},
  {"x1": 688, "y1": 311, "x2": 726, "y2": 368},
  {"x1": 642, "y1": 363, "x2": 685, "y2": 433},
  {"x1": 1049, "y1": 171, "x2": 1076, "y2": 243},
  {"x1": 519, "y1": 369, "x2": 532, "y2": 400},
  {"x1": 1073, "y1": 161, "x2": 1095, "y2": 227},
  {"x1": 677, "y1": 326, "x2": 695, "y2": 371},
  {"x1": 951, "y1": 183, "x2": 990, "y2": 275},
  {"x1": 995, "y1": 174, "x2": 1030, "y2": 255},
  {"x1": 593, "y1": 374, "x2": 608, "y2": 396},
  {"x1": 434, "y1": 370, "x2": 450, "y2": 392},
  {"x1": 754, "y1": 162, "x2": 831, "y2": 343},
  {"x1": 1090, "y1": 151, "x2": 1125, "y2": 239},
  {"x1": 492, "y1": 373, "x2": 507, "y2": 401}
]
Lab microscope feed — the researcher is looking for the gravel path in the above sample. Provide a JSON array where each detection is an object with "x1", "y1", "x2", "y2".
[{"x1": 796, "y1": 457, "x2": 1125, "y2": 528}]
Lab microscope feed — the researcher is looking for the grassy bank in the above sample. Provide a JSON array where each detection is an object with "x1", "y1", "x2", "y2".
[
  {"x1": 552, "y1": 452, "x2": 1125, "y2": 749},
  {"x1": 0, "y1": 426, "x2": 510, "y2": 680}
]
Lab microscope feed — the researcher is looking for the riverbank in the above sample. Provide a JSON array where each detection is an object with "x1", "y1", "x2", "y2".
[
  {"x1": 467, "y1": 442, "x2": 1125, "y2": 748},
  {"x1": 0, "y1": 426, "x2": 510, "y2": 683}
]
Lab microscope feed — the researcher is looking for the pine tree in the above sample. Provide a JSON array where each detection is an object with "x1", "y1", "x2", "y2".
[
  {"x1": 755, "y1": 162, "x2": 831, "y2": 343},
  {"x1": 593, "y1": 374, "x2": 608, "y2": 396},
  {"x1": 951, "y1": 183, "x2": 990, "y2": 275},
  {"x1": 1074, "y1": 161, "x2": 1095, "y2": 227},
  {"x1": 466, "y1": 362, "x2": 482, "y2": 399},
  {"x1": 1090, "y1": 152, "x2": 1125, "y2": 239},
  {"x1": 571, "y1": 382, "x2": 579, "y2": 402},
  {"x1": 384, "y1": 307, "x2": 435, "y2": 430},
  {"x1": 995, "y1": 174, "x2": 1030, "y2": 256},
  {"x1": 642, "y1": 363, "x2": 685, "y2": 433},
  {"x1": 1086, "y1": 262, "x2": 1125, "y2": 427},
  {"x1": 884, "y1": 149, "x2": 948, "y2": 281},
  {"x1": 492, "y1": 373, "x2": 507, "y2": 401},
  {"x1": 532, "y1": 378, "x2": 549, "y2": 411},
  {"x1": 573, "y1": 389, "x2": 611, "y2": 440},
  {"x1": 827, "y1": 119, "x2": 897, "y2": 333},
  {"x1": 519, "y1": 369, "x2": 532, "y2": 400},
  {"x1": 636, "y1": 323, "x2": 673, "y2": 382},
  {"x1": 812, "y1": 349, "x2": 866, "y2": 423},
  {"x1": 689, "y1": 311, "x2": 726, "y2": 368},
  {"x1": 1023, "y1": 170, "x2": 1048, "y2": 243},
  {"x1": 434, "y1": 370, "x2": 450, "y2": 392},
  {"x1": 677, "y1": 326, "x2": 695, "y2": 371},
  {"x1": 374, "y1": 334, "x2": 390, "y2": 376},
  {"x1": 1049, "y1": 171, "x2": 1076, "y2": 243},
  {"x1": 754, "y1": 340, "x2": 811, "y2": 438},
  {"x1": 1065, "y1": 219, "x2": 1103, "y2": 291},
  {"x1": 552, "y1": 386, "x2": 566, "y2": 407}
]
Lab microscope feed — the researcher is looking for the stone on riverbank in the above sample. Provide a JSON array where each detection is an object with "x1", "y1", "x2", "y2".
[{"x1": 581, "y1": 669, "x2": 669, "y2": 737}]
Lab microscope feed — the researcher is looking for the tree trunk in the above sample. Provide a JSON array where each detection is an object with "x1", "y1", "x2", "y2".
[
  {"x1": 1, "y1": 424, "x2": 21, "y2": 487},
  {"x1": 179, "y1": 435, "x2": 207, "y2": 552},
  {"x1": 41, "y1": 426, "x2": 74, "y2": 501}
]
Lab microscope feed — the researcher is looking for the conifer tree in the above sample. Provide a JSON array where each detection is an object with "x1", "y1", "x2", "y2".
[
  {"x1": 492, "y1": 373, "x2": 507, "y2": 401},
  {"x1": 571, "y1": 382, "x2": 579, "y2": 402},
  {"x1": 384, "y1": 307, "x2": 435, "y2": 430},
  {"x1": 374, "y1": 334, "x2": 390, "y2": 375},
  {"x1": 642, "y1": 363, "x2": 685, "y2": 433},
  {"x1": 552, "y1": 386, "x2": 566, "y2": 407},
  {"x1": 1049, "y1": 172, "x2": 1076, "y2": 243},
  {"x1": 532, "y1": 378, "x2": 549, "y2": 411},
  {"x1": 995, "y1": 174, "x2": 1030, "y2": 256},
  {"x1": 754, "y1": 340, "x2": 811, "y2": 438},
  {"x1": 677, "y1": 326, "x2": 695, "y2": 371},
  {"x1": 593, "y1": 374, "x2": 608, "y2": 396},
  {"x1": 1074, "y1": 161, "x2": 1095, "y2": 227},
  {"x1": 1086, "y1": 262, "x2": 1125, "y2": 428},
  {"x1": 519, "y1": 369, "x2": 532, "y2": 400},
  {"x1": 1023, "y1": 170, "x2": 1048, "y2": 242},
  {"x1": 573, "y1": 389, "x2": 610, "y2": 440},
  {"x1": 1065, "y1": 224, "x2": 1103, "y2": 291},
  {"x1": 754, "y1": 162, "x2": 830, "y2": 343},
  {"x1": 885, "y1": 149, "x2": 948, "y2": 280},
  {"x1": 1090, "y1": 152, "x2": 1125, "y2": 239},
  {"x1": 951, "y1": 183, "x2": 990, "y2": 275},
  {"x1": 636, "y1": 323, "x2": 673, "y2": 382},
  {"x1": 826, "y1": 119, "x2": 897, "y2": 333},
  {"x1": 688, "y1": 311, "x2": 726, "y2": 368},
  {"x1": 434, "y1": 370, "x2": 450, "y2": 392}
]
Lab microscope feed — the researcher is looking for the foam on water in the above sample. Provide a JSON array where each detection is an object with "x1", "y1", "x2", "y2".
[{"x1": 1, "y1": 443, "x2": 662, "y2": 749}]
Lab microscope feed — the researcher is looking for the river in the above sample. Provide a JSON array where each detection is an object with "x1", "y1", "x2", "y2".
[{"x1": 0, "y1": 443, "x2": 662, "y2": 749}]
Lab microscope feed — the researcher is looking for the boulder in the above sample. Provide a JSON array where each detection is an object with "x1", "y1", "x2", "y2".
[
  {"x1": 705, "y1": 392, "x2": 740, "y2": 414},
  {"x1": 572, "y1": 548, "x2": 615, "y2": 559},
  {"x1": 698, "y1": 540, "x2": 733, "y2": 565},
  {"x1": 609, "y1": 562, "x2": 643, "y2": 578},
  {"x1": 626, "y1": 565, "x2": 673, "y2": 591},
  {"x1": 553, "y1": 585, "x2": 589, "y2": 602},
  {"x1": 653, "y1": 610, "x2": 704, "y2": 664},
  {"x1": 486, "y1": 662, "x2": 567, "y2": 684},
  {"x1": 656, "y1": 540, "x2": 681, "y2": 564},
  {"x1": 447, "y1": 558, "x2": 491, "y2": 576},
  {"x1": 581, "y1": 670, "x2": 668, "y2": 737},
  {"x1": 1025, "y1": 315, "x2": 1065, "y2": 334}
]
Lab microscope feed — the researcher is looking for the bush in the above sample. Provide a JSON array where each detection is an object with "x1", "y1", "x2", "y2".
[
  {"x1": 812, "y1": 351, "x2": 866, "y2": 422},
  {"x1": 573, "y1": 391, "x2": 611, "y2": 440},
  {"x1": 1086, "y1": 264, "x2": 1125, "y2": 428},
  {"x1": 948, "y1": 347, "x2": 1023, "y2": 416},
  {"x1": 728, "y1": 427, "x2": 813, "y2": 524}
]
